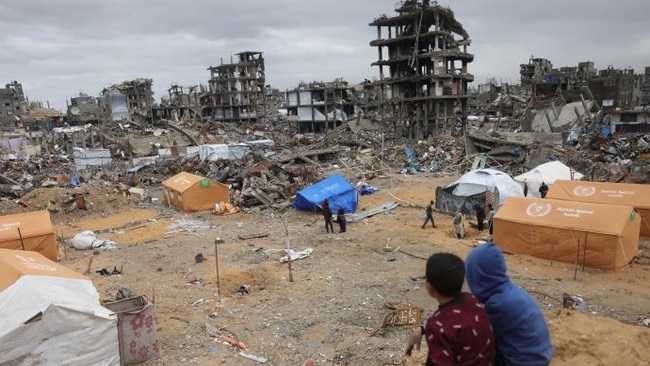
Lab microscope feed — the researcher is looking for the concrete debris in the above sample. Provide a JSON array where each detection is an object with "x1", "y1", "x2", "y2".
[{"x1": 3, "y1": 73, "x2": 650, "y2": 216}]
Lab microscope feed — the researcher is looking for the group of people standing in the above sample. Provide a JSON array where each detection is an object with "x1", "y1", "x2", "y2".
[
  {"x1": 320, "y1": 199, "x2": 346, "y2": 234},
  {"x1": 422, "y1": 200, "x2": 496, "y2": 238}
]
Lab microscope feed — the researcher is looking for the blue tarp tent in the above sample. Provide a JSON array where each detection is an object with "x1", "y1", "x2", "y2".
[{"x1": 294, "y1": 174, "x2": 357, "y2": 213}]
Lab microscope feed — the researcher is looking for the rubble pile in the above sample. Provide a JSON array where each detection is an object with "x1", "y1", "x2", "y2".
[{"x1": 3, "y1": 108, "x2": 650, "y2": 214}]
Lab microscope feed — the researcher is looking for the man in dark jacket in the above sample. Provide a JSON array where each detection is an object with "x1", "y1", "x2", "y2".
[
  {"x1": 539, "y1": 182, "x2": 549, "y2": 198},
  {"x1": 465, "y1": 242, "x2": 553, "y2": 366},
  {"x1": 474, "y1": 203, "x2": 485, "y2": 231},
  {"x1": 322, "y1": 199, "x2": 334, "y2": 233},
  {"x1": 422, "y1": 200, "x2": 436, "y2": 229}
]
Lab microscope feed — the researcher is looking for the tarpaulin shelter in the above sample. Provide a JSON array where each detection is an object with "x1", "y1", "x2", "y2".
[
  {"x1": 0, "y1": 249, "x2": 120, "y2": 365},
  {"x1": 162, "y1": 172, "x2": 230, "y2": 212},
  {"x1": 441, "y1": 169, "x2": 523, "y2": 210},
  {"x1": 514, "y1": 161, "x2": 583, "y2": 197},
  {"x1": 435, "y1": 186, "x2": 487, "y2": 216},
  {"x1": 0, "y1": 210, "x2": 58, "y2": 261},
  {"x1": 294, "y1": 173, "x2": 357, "y2": 213},
  {"x1": 547, "y1": 180, "x2": 650, "y2": 236},
  {"x1": 198, "y1": 144, "x2": 251, "y2": 161},
  {"x1": 493, "y1": 197, "x2": 640, "y2": 271}
]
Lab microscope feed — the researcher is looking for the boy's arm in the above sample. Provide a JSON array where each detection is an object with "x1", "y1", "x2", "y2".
[{"x1": 405, "y1": 326, "x2": 424, "y2": 356}]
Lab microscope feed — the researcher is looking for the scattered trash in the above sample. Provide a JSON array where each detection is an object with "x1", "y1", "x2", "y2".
[
  {"x1": 96, "y1": 265, "x2": 123, "y2": 276},
  {"x1": 191, "y1": 299, "x2": 205, "y2": 306},
  {"x1": 562, "y1": 293, "x2": 585, "y2": 310},
  {"x1": 239, "y1": 351, "x2": 267, "y2": 363},
  {"x1": 195, "y1": 253, "x2": 206, "y2": 263},
  {"x1": 115, "y1": 287, "x2": 133, "y2": 300},
  {"x1": 280, "y1": 248, "x2": 314, "y2": 263},
  {"x1": 237, "y1": 285, "x2": 250, "y2": 294},
  {"x1": 219, "y1": 335, "x2": 247, "y2": 350},
  {"x1": 71, "y1": 230, "x2": 117, "y2": 250},
  {"x1": 370, "y1": 302, "x2": 424, "y2": 336}
]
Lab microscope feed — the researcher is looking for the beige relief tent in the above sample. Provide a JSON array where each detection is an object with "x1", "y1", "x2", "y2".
[
  {"x1": 493, "y1": 197, "x2": 640, "y2": 270},
  {"x1": 0, "y1": 210, "x2": 58, "y2": 261},
  {"x1": 547, "y1": 180, "x2": 650, "y2": 237},
  {"x1": 162, "y1": 171, "x2": 230, "y2": 212},
  {"x1": 0, "y1": 249, "x2": 119, "y2": 365}
]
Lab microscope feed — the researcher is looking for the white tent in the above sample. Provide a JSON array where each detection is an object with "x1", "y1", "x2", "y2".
[
  {"x1": 0, "y1": 249, "x2": 120, "y2": 365},
  {"x1": 447, "y1": 168, "x2": 524, "y2": 206},
  {"x1": 514, "y1": 161, "x2": 583, "y2": 198}
]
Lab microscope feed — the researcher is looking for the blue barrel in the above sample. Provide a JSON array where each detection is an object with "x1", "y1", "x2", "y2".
[{"x1": 601, "y1": 126, "x2": 611, "y2": 138}]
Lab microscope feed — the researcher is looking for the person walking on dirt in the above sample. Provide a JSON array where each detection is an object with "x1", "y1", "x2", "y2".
[
  {"x1": 539, "y1": 182, "x2": 549, "y2": 198},
  {"x1": 453, "y1": 211, "x2": 465, "y2": 239},
  {"x1": 322, "y1": 199, "x2": 334, "y2": 233},
  {"x1": 422, "y1": 200, "x2": 436, "y2": 228},
  {"x1": 474, "y1": 203, "x2": 485, "y2": 232},
  {"x1": 486, "y1": 204, "x2": 496, "y2": 236},
  {"x1": 336, "y1": 207, "x2": 347, "y2": 233}
]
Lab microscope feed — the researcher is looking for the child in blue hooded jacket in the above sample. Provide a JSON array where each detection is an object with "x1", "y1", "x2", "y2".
[{"x1": 465, "y1": 242, "x2": 553, "y2": 366}]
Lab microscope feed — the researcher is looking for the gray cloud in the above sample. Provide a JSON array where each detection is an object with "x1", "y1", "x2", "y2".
[{"x1": 1, "y1": 0, "x2": 647, "y2": 110}]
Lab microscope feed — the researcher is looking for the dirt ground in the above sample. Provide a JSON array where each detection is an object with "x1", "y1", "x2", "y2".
[{"x1": 47, "y1": 173, "x2": 650, "y2": 365}]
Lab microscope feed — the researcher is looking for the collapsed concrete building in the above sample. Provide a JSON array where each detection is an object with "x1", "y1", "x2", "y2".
[
  {"x1": 66, "y1": 93, "x2": 102, "y2": 125},
  {"x1": 0, "y1": 81, "x2": 26, "y2": 127},
  {"x1": 206, "y1": 51, "x2": 266, "y2": 123},
  {"x1": 154, "y1": 84, "x2": 207, "y2": 122},
  {"x1": 520, "y1": 57, "x2": 648, "y2": 110},
  {"x1": 100, "y1": 78, "x2": 154, "y2": 124},
  {"x1": 286, "y1": 79, "x2": 356, "y2": 133},
  {"x1": 369, "y1": 0, "x2": 474, "y2": 139}
]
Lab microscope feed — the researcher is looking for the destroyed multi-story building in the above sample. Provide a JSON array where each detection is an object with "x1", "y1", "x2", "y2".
[
  {"x1": 154, "y1": 84, "x2": 207, "y2": 122},
  {"x1": 369, "y1": 0, "x2": 474, "y2": 139},
  {"x1": 206, "y1": 51, "x2": 266, "y2": 123},
  {"x1": 66, "y1": 93, "x2": 102, "y2": 125},
  {"x1": 520, "y1": 58, "x2": 648, "y2": 110},
  {"x1": 0, "y1": 81, "x2": 26, "y2": 126},
  {"x1": 285, "y1": 79, "x2": 356, "y2": 133},
  {"x1": 100, "y1": 78, "x2": 154, "y2": 123},
  {"x1": 520, "y1": 57, "x2": 554, "y2": 93},
  {"x1": 642, "y1": 67, "x2": 650, "y2": 106}
]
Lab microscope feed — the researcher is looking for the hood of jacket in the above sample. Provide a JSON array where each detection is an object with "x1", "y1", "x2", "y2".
[{"x1": 465, "y1": 242, "x2": 510, "y2": 303}]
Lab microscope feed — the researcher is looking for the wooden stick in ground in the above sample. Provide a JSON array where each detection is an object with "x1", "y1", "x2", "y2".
[
  {"x1": 573, "y1": 239, "x2": 580, "y2": 280},
  {"x1": 84, "y1": 256, "x2": 93, "y2": 275},
  {"x1": 281, "y1": 217, "x2": 293, "y2": 283},
  {"x1": 214, "y1": 241, "x2": 221, "y2": 297},
  {"x1": 286, "y1": 238, "x2": 293, "y2": 283}
]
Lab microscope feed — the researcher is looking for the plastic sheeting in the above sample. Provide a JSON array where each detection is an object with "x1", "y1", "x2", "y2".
[
  {"x1": 73, "y1": 148, "x2": 112, "y2": 171},
  {"x1": 446, "y1": 169, "x2": 524, "y2": 206},
  {"x1": 71, "y1": 230, "x2": 117, "y2": 250},
  {"x1": 0, "y1": 275, "x2": 119, "y2": 365},
  {"x1": 294, "y1": 174, "x2": 357, "y2": 214},
  {"x1": 199, "y1": 144, "x2": 251, "y2": 161},
  {"x1": 514, "y1": 161, "x2": 584, "y2": 198}
]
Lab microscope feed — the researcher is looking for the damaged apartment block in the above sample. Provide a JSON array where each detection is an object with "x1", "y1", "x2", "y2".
[
  {"x1": 370, "y1": 0, "x2": 473, "y2": 139},
  {"x1": 286, "y1": 79, "x2": 356, "y2": 133},
  {"x1": 207, "y1": 51, "x2": 266, "y2": 123},
  {"x1": 100, "y1": 78, "x2": 154, "y2": 124},
  {"x1": 154, "y1": 84, "x2": 206, "y2": 122}
]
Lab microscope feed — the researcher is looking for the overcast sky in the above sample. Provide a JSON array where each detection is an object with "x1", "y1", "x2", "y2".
[{"x1": 1, "y1": 0, "x2": 648, "y2": 111}]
